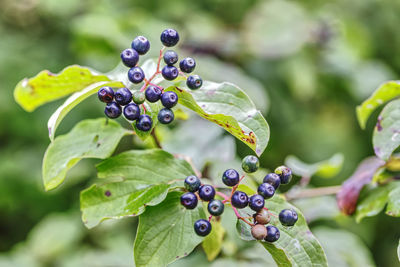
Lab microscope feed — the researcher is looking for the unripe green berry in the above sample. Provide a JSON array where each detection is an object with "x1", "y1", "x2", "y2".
[
  {"x1": 251, "y1": 224, "x2": 267, "y2": 240},
  {"x1": 242, "y1": 155, "x2": 259, "y2": 173},
  {"x1": 132, "y1": 91, "x2": 145, "y2": 104}
]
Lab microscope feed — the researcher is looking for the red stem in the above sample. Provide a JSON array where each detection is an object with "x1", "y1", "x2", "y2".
[{"x1": 139, "y1": 47, "x2": 165, "y2": 92}]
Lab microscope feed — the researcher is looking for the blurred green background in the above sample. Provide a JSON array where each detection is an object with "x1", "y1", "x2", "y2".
[{"x1": 1, "y1": 0, "x2": 400, "y2": 266}]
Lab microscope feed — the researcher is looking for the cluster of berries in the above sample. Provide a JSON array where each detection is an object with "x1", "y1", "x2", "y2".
[
  {"x1": 180, "y1": 155, "x2": 298, "y2": 242},
  {"x1": 97, "y1": 29, "x2": 204, "y2": 131}
]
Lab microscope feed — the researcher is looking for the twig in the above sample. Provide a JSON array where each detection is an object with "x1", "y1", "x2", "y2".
[
  {"x1": 285, "y1": 185, "x2": 342, "y2": 201},
  {"x1": 151, "y1": 129, "x2": 162, "y2": 149}
]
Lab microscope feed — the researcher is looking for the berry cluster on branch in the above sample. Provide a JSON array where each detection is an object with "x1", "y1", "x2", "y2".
[
  {"x1": 97, "y1": 29, "x2": 204, "y2": 131},
  {"x1": 180, "y1": 155, "x2": 298, "y2": 242}
]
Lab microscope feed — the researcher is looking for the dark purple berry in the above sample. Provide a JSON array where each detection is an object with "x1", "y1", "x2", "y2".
[
  {"x1": 162, "y1": 65, "x2": 179, "y2": 80},
  {"x1": 160, "y1": 29, "x2": 180, "y2": 47},
  {"x1": 231, "y1": 191, "x2": 248, "y2": 209},
  {"x1": 198, "y1": 185, "x2": 215, "y2": 201},
  {"x1": 184, "y1": 175, "x2": 201, "y2": 192},
  {"x1": 158, "y1": 108, "x2": 174, "y2": 124},
  {"x1": 275, "y1": 166, "x2": 292, "y2": 184},
  {"x1": 257, "y1": 183, "x2": 275, "y2": 199},
  {"x1": 128, "y1": 67, "x2": 145, "y2": 84},
  {"x1": 179, "y1": 57, "x2": 196, "y2": 73},
  {"x1": 120, "y1": 48, "x2": 139, "y2": 67},
  {"x1": 145, "y1": 85, "x2": 162, "y2": 103},
  {"x1": 104, "y1": 102, "x2": 121, "y2": 118},
  {"x1": 242, "y1": 155, "x2": 259, "y2": 173},
  {"x1": 180, "y1": 192, "x2": 198, "y2": 209},
  {"x1": 131, "y1": 36, "x2": 150, "y2": 55},
  {"x1": 249, "y1": 194, "x2": 265, "y2": 212},
  {"x1": 161, "y1": 91, "x2": 178, "y2": 108},
  {"x1": 98, "y1": 86, "x2": 114, "y2": 103},
  {"x1": 208, "y1": 199, "x2": 224, "y2": 216},
  {"x1": 265, "y1": 225, "x2": 280, "y2": 242},
  {"x1": 186, "y1": 75, "x2": 202, "y2": 90},
  {"x1": 263, "y1": 173, "x2": 281, "y2": 190},
  {"x1": 222, "y1": 169, "x2": 240, "y2": 186},
  {"x1": 115, "y1": 87, "x2": 132, "y2": 106},
  {"x1": 163, "y1": 50, "x2": 178, "y2": 65},
  {"x1": 279, "y1": 209, "x2": 298, "y2": 226},
  {"x1": 123, "y1": 103, "x2": 140, "y2": 121},
  {"x1": 136, "y1": 114, "x2": 152, "y2": 132},
  {"x1": 194, "y1": 219, "x2": 211, "y2": 236}
]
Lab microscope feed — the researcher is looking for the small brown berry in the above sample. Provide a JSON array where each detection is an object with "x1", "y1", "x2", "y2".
[
  {"x1": 251, "y1": 224, "x2": 267, "y2": 240},
  {"x1": 254, "y1": 209, "x2": 271, "y2": 225}
]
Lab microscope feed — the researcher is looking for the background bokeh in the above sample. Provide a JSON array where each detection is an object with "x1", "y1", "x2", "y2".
[{"x1": 1, "y1": 0, "x2": 400, "y2": 266}]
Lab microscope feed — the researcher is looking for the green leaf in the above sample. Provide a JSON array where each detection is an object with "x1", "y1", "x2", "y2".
[
  {"x1": 313, "y1": 227, "x2": 376, "y2": 267},
  {"x1": 47, "y1": 81, "x2": 124, "y2": 141},
  {"x1": 356, "y1": 80, "x2": 400, "y2": 129},
  {"x1": 386, "y1": 186, "x2": 400, "y2": 217},
  {"x1": 96, "y1": 149, "x2": 193, "y2": 183},
  {"x1": 398, "y1": 239, "x2": 400, "y2": 262},
  {"x1": 14, "y1": 65, "x2": 111, "y2": 112},
  {"x1": 373, "y1": 99, "x2": 400, "y2": 160},
  {"x1": 133, "y1": 192, "x2": 205, "y2": 267},
  {"x1": 42, "y1": 119, "x2": 130, "y2": 191},
  {"x1": 355, "y1": 182, "x2": 400, "y2": 221},
  {"x1": 202, "y1": 220, "x2": 225, "y2": 261},
  {"x1": 235, "y1": 193, "x2": 328, "y2": 266},
  {"x1": 165, "y1": 82, "x2": 270, "y2": 156},
  {"x1": 285, "y1": 153, "x2": 344, "y2": 178},
  {"x1": 81, "y1": 183, "x2": 170, "y2": 228},
  {"x1": 80, "y1": 149, "x2": 194, "y2": 228},
  {"x1": 355, "y1": 185, "x2": 390, "y2": 222}
]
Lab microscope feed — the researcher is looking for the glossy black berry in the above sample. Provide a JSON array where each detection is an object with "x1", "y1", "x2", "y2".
[
  {"x1": 249, "y1": 194, "x2": 265, "y2": 212},
  {"x1": 160, "y1": 29, "x2": 180, "y2": 47},
  {"x1": 145, "y1": 85, "x2": 162, "y2": 103},
  {"x1": 161, "y1": 91, "x2": 178, "y2": 108},
  {"x1": 163, "y1": 50, "x2": 178, "y2": 65},
  {"x1": 115, "y1": 87, "x2": 132, "y2": 106},
  {"x1": 98, "y1": 86, "x2": 114, "y2": 103},
  {"x1": 123, "y1": 103, "x2": 140, "y2": 121},
  {"x1": 186, "y1": 75, "x2": 202, "y2": 90},
  {"x1": 131, "y1": 36, "x2": 150, "y2": 55},
  {"x1": 222, "y1": 169, "x2": 240, "y2": 186},
  {"x1": 242, "y1": 155, "x2": 259, "y2": 173},
  {"x1": 120, "y1": 48, "x2": 139, "y2": 67},
  {"x1": 158, "y1": 108, "x2": 174, "y2": 124},
  {"x1": 179, "y1": 57, "x2": 196, "y2": 73},
  {"x1": 208, "y1": 199, "x2": 224, "y2": 216},
  {"x1": 265, "y1": 225, "x2": 280, "y2": 242},
  {"x1": 279, "y1": 209, "x2": 298, "y2": 226},
  {"x1": 136, "y1": 114, "x2": 152, "y2": 131},
  {"x1": 184, "y1": 175, "x2": 201, "y2": 192},
  {"x1": 198, "y1": 185, "x2": 215, "y2": 201},
  {"x1": 128, "y1": 67, "x2": 145, "y2": 84},
  {"x1": 231, "y1": 191, "x2": 248, "y2": 209},
  {"x1": 162, "y1": 65, "x2": 179, "y2": 80},
  {"x1": 275, "y1": 166, "x2": 292, "y2": 184},
  {"x1": 194, "y1": 219, "x2": 211, "y2": 236},
  {"x1": 132, "y1": 91, "x2": 145, "y2": 104},
  {"x1": 257, "y1": 183, "x2": 275, "y2": 199},
  {"x1": 253, "y1": 209, "x2": 271, "y2": 225},
  {"x1": 104, "y1": 102, "x2": 121, "y2": 119},
  {"x1": 251, "y1": 224, "x2": 267, "y2": 240},
  {"x1": 180, "y1": 192, "x2": 198, "y2": 209},
  {"x1": 263, "y1": 173, "x2": 281, "y2": 190}
]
